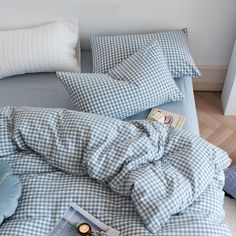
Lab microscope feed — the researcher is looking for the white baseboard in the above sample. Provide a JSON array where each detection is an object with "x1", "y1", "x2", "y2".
[{"x1": 193, "y1": 65, "x2": 228, "y2": 91}]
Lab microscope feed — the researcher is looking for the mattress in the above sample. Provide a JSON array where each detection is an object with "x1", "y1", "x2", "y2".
[{"x1": 0, "y1": 50, "x2": 199, "y2": 135}]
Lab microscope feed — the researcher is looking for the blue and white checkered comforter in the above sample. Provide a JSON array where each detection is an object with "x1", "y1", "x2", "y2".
[{"x1": 0, "y1": 107, "x2": 231, "y2": 235}]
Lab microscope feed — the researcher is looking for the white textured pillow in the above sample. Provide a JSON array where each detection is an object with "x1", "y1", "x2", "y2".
[{"x1": 0, "y1": 18, "x2": 80, "y2": 79}]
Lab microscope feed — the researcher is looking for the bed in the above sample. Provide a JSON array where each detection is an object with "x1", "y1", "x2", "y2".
[
  {"x1": 0, "y1": 44, "x2": 233, "y2": 236},
  {"x1": 0, "y1": 50, "x2": 199, "y2": 136},
  {"x1": 2, "y1": 17, "x2": 236, "y2": 234}
]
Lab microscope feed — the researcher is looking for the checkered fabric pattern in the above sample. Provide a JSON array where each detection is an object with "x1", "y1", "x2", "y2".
[
  {"x1": 0, "y1": 106, "x2": 231, "y2": 235},
  {"x1": 0, "y1": 107, "x2": 17, "y2": 157},
  {"x1": 224, "y1": 165, "x2": 236, "y2": 199},
  {"x1": 90, "y1": 29, "x2": 201, "y2": 78},
  {"x1": 57, "y1": 39, "x2": 183, "y2": 120}
]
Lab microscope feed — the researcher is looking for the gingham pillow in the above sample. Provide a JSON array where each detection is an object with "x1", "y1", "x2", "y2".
[
  {"x1": 57, "y1": 39, "x2": 183, "y2": 119},
  {"x1": 90, "y1": 29, "x2": 201, "y2": 78}
]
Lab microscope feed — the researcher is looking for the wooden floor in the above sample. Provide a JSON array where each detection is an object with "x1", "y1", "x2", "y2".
[{"x1": 195, "y1": 92, "x2": 236, "y2": 165}]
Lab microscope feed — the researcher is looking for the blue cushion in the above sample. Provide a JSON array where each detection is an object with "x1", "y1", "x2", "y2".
[
  {"x1": 224, "y1": 165, "x2": 236, "y2": 199},
  {"x1": 90, "y1": 29, "x2": 201, "y2": 78},
  {"x1": 57, "y1": 39, "x2": 183, "y2": 119},
  {"x1": 0, "y1": 160, "x2": 21, "y2": 224}
]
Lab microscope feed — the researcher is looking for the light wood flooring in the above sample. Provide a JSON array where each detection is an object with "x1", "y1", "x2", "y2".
[{"x1": 195, "y1": 92, "x2": 236, "y2": 165}]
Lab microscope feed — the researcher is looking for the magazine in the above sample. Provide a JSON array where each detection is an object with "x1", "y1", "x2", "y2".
[
  {"x1": 48, "y1": 202, "x2": 119, "y2": 236},
  {"x1": 147, "y1": 108, "x2": 186, "y2": 128}
]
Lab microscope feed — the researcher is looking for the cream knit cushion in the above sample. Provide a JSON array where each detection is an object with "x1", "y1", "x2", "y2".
[{"x1": 0, "y1": 18, "x2": 80, "y2": 79}]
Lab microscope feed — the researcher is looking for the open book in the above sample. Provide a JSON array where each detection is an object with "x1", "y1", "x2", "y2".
[
  {"x1": 147, "y1": 108, "x2": 186, "y2": 128},
  {"x1": 48, "y1": 202, "x2": 119, "y2": 236}
]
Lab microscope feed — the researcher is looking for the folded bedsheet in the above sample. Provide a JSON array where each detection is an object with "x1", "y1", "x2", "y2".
[{"x1": 0, "y1": 106, "x2": 231, "y2": 235}]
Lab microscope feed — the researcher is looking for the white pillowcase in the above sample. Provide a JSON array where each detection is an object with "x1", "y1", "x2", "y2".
[{"x1": 0, "y1": 18, "x2": 80, "y2": 79}]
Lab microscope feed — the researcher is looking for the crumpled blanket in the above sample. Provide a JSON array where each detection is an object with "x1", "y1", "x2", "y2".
[{"x1": 0, "y1": 106, "x2": 231, "y2": 234}]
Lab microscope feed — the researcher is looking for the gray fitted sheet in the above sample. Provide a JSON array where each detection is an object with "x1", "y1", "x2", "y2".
[{"x1": 0, "y1": 50, "x2": 199, "y2": 135}]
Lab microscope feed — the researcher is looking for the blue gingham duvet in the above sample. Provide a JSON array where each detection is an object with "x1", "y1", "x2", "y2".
[{"x1": 0, "y1": 106, "x2": 231, "y2": 235}]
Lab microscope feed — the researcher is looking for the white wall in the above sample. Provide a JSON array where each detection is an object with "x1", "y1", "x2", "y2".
[
  {"x1": 222, "y1": 40, "x2": 236, "y2": 115},
  {"x1": 0, "y1": 0, "x2": 236, "y2": 66}
]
